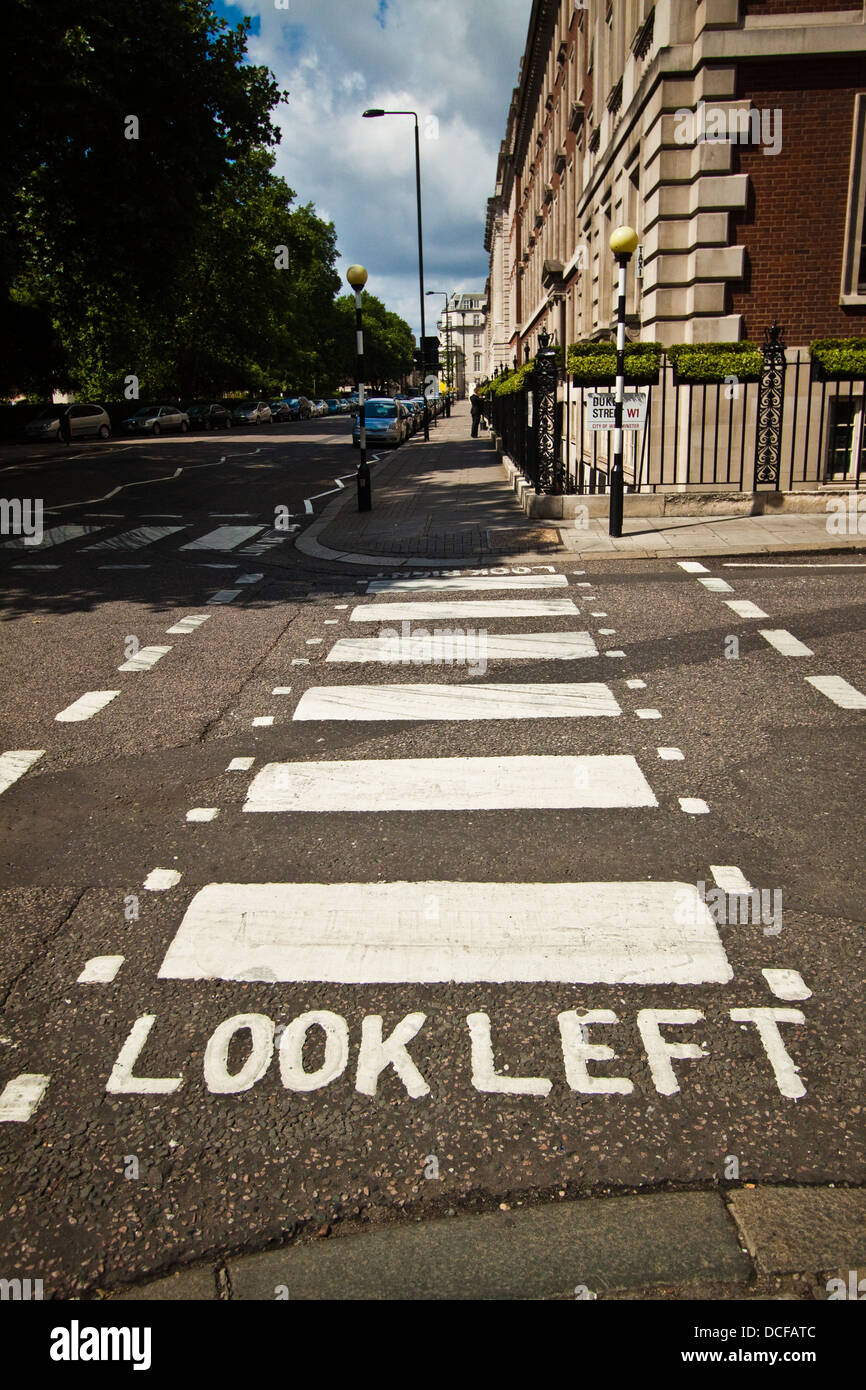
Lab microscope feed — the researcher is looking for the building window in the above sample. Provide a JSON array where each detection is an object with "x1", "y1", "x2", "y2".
[
  {"x1": 842, "y1": 93, "x2": 866, "y2": 302},
  {"x1": 474, "y1": 354, "x2": 482, "y2": 372},
  {"x1": 826, "y1": 397, "x2": 865, "y2": 480}
]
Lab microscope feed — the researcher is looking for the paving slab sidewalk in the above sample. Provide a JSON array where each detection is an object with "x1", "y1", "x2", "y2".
[
  {"x1": 110, "y1": 1185, "x2": 866, "y2": 1301},
  {"x1": 294, "y1": 401, "x2": 865, "y2": 567}
]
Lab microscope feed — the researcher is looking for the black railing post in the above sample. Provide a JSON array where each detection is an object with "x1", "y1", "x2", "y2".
[
  {"x1": 533, "y1": 331, "x2": 559, "y2": 493},
  {"x1": 754, "y1": 319, "x2": 786, "y2": 489}
]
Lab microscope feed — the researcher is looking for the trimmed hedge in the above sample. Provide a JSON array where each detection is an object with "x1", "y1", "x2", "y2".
[
  {"x1": 810, "y1": 337, "x2": 866, "y2": 378},
  {"x1": 567, "y1": 340, "x2": 662, "y2": 384},
  {"x1": 666, "y1": 341, "x2": 763, "y2": 382}
]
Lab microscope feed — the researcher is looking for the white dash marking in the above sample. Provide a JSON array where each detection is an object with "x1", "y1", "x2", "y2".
[
  {"x1": 228, "y1": 757, "x2": 255, "y2": 771},
  {"x1": 0, "y1": 750, "x2": 44, "y2": 796},
  {"x1": 635, "y1": 708, "x2": 661, "y2": 720},
  {"x1": 306, "y1": 638, "x2": 323, "y2": 645},
  {"x1": 698, "y1": 577, "x2": 734, "y2": 593},
  {"x1": 758, "y1": 629, "x2": 814, "y2": 657},
  {"x1": 207, "y1": 589, "x2": 242, "y2": 605},
  {"x1": 626, "y1": 680, "x2": 646, "y2": 690},
  {"x1": 143, "y1": 869, "x2": 181, "y2": 891},
  {"x1": 117, "y1": 645, "x2": 172, "y2": 672},
  {"x1": 805, "y1": 675, "x2": 866, "y2": 709},
  {"x1": 252, "y1": 717, "x2": 274, "y2": 727},
  {"x1": 725, "y1": 600, "x2": 769, "y2": 619},
  {"x1": 710, "y1": 866, "x2": 753, "y2": 893},
  {"x1": 55, "y1": 690, "x2": 120, "y2": 722},
  {"x1": 272, "y1": 687, "x2": 293, "y2": 695},
  {"x1": 77, "y1": 955, "x2": 124, "y2": 983},
  {"x1": 187, "y1": 807, "x2": 219, "y2": 822},
  {"x1": 762, "y1": 969, "x2": 812, "y2": 1002},
  {"x1": 291, "y1": 658, "x2": 310, "y2": 666},
  {"x1": 657, "y1": 747, "x2": 684, "y2": 760},
  {"x1": 166, "y1": 615, "x2": 210, "y2": 635},
  {"x1": 678, "y1": 561, "x2": 709, "y2": 573},
  {"x1": 0, "y1": 1074, "x2": 50, "y2": 1122},
  {"x1": 591, "y1": 612, "x2": 608, "y2": 618},
  {"x1": 604, "y1": 650, "x2": 626, "y2": 658},
  {"x1": 235, "y1": 573, "x2": 264, "y2": 585},
  {"x1": 180, "y1": 526, "x2": 265, "y2": 552},
  {"x1": 598, "y1": 629, "x2": 616, "y2": 635},
  {"x1": 680, "y1": 797, "x2": 710, "y2": 815}
]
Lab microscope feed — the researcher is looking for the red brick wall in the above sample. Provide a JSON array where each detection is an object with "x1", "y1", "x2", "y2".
[
  {"x1": 728, "y1": 58, "x2": 866, "y2": 343},
  {"x1": 741, "y1": 1, "x2": 861, "y2": 14}
]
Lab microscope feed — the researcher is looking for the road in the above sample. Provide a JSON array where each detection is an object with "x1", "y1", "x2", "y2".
[{"x1": 0, "y1": 432, "x2": 864, "y2": 1296}]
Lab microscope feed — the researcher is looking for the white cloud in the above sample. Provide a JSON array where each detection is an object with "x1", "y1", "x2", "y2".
[{"x1": 231, "y1": 0, "x2": 530, "y2": 337}]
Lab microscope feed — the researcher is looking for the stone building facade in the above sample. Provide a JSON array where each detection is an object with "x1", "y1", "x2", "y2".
[
  {"x1": 436, "y1": 291, "x2": 487, "y2": 396},
  {"x1": 484, "y1": 0, "x2": 866, "y2": 374}
]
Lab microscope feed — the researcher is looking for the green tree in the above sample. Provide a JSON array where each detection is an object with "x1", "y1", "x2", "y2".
[{"x1": 333, "y1": 293, "x2": 415, "y2": 392}]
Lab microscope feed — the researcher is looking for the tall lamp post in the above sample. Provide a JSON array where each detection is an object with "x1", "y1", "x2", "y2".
[
  {"x1": 427, "y1": 290, "x2": 451, "y2": 416},
  {"x1": 363, "y1": 108, "x2": 429, "y2": 440},
  {"x1": 347, "y1": 263, "x2": 371, "y2": 512},
  {"x1": 608, "y1": 224, "x2": 639, "y2": 538}
]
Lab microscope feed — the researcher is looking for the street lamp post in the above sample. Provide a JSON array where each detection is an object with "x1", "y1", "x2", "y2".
[
  {"x1": 363, "y1": 109, "x2": 430, "y2": 440},
  {"x1": 608, "y1": 224, "x2": 639, "y2": 538},
  {"x1": 347, "y1": 263, "x2": 371, "y2": 512},
  {"x1": 427, "y1": 290, "x2": 451, "y2": 416}
]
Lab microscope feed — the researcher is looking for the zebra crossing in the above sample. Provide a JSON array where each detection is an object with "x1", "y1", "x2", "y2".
[
  {"x1": 154, "y1": 566, "x2": 741, "y2": 992},
  {"x1": 3, "y1": 515, "x2": 295, "y2": 566}
]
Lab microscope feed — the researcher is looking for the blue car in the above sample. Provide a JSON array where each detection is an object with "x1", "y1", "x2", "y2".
[{"x1": 352, "y1": 398, "x2": 407, "y2": 448}]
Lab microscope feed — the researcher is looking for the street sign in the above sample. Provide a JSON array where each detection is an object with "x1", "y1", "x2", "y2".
[
  {"x1": 585, "y1": 390, "x2": 648, "y2": 431},
  {"x1": 424, "y1": 374, "x2": 438, "y2": 400}
]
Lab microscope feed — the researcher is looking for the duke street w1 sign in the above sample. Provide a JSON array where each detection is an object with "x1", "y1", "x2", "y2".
[{"x1": 585, "y1": 391, "x2": 648, "y2": 430}]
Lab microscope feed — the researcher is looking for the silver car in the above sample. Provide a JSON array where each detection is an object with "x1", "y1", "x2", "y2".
[
  {"x1": 232, "y1": 400, "x2": 273, "y2": 426},
  {"x1": 25, "y1": 403, "x2": 112, "y2": 442},
  {"x1": 123, "y1": 405, "x2": 190, "y2": 435}
]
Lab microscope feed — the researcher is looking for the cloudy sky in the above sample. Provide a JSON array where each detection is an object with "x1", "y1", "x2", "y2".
[{"x1": 213, "y1": 0, "x2": 531, "y2": 340}]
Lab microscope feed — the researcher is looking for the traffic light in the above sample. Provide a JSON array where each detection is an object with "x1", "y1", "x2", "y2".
[{"x1": 421, "y1": 336, "x2": 440, "y2": 372}]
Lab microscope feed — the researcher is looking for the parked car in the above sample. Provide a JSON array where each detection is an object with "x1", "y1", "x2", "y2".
[
  {"x1": 352, "y1": 397, "x2": 407, "y2": 448},
  {"x1": 285, "y1": 396, "x2": 312, "y2": 420},
  {"x1": 312, "y1": 399, "x2": 327, "y2": 417},
  {"x1": 123, "y1": 404, "x2": 190, "y2": 435},
  {"x1": 186, "y1": 402, "x2": 232, "y2": 430},
  {"x1": 232, "y1": 400, "x2": 272, "y2": 426},
  {"x1": 24, "y1": 403, "x2": 112, "y2": 442},
  {"x1": 269, "y1": 400, "x2": 295, "y2": 423},
  {"x1": 325, "y1": 398, "x2": 345, "y2": 415}
]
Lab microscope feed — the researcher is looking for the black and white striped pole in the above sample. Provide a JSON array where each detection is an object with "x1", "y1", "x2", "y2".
[
  {"x1": 608, "y1": 225, "x2": 639, "y2": 538},
  {"x1": 347, "y1": 263, "x2": 371, "y2": 512}
]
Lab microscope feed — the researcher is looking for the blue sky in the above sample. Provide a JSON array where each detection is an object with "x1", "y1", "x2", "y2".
[{"x1": 211, "y1": 0, "x2": 531, "y2": 338}]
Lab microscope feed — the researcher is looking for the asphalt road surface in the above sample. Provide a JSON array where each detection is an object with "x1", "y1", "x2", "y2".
[{"x1": 0, "y1": 436, "x2": 864, "y2": 1297}]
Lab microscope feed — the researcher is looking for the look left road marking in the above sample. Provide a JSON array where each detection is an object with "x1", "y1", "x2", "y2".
[
  {"x1": 55, "y1": 690, "x2": 120, "y2": 722},
  {"x1": 158, "y1": 881, "x2": 732, "y2": 985},
  {"x1": 293, "y1": 683, "x2": 622, "y2": 722},
  {"x1": 244, "y1": 755, "x2": 657, "y2": 813},
  {"x1": 0, "y1": 750, "x2": 44, "y2": 797}
]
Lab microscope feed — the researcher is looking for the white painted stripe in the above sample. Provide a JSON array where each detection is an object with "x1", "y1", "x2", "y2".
[
  {"x1": 244, "y1": 755, "x2": 657, "y2": 813},
  {"x1": 678, "y1": 561, "x2": 709, "y2": 574},
  {"x1": 207, "y1": 589, "x2": 242, "y2": 605},
  {"x1": 591, "y1": 612, "x2": 608, "y2": 617},
  {"x1": 351, "y1": 599, "x2": 579, "y2": 622},
  {"x1": 252, "y1": 716, "x2": 274, "y2": 727},
  {"x1": 55, "y1": 690, "x2": 120, "y2": 722},
  {"x1": 635, "y1": 708, "x2": 661, "y2": 720},
  {"x1": 334, "y1": 604, "x2": 348, "y2": 610},
  {"x1": 4, "y1": 524, "x2": 103, "y2": 550},
  {"x1": 0, "y1": 1074, "x2": 50, "y2": 1122},
  {"x1": 697, "y1": 577, "x2": 734, "y2": 593},
  {"x1": 680, "y1": 797, "x2": 710, "y2": 815},
  {"x1": 805, "y1": 675, "x2": 866, "y2": 709},
  {"x1": 293, "y1": 683, "x2": 622, "y2": 722},
  {"x1": 725, "y1": 601, "x2": 769, "y2": 619},
  {"x1": 326, "y1": 631, "x2": 599, "y2": 663},
  {"x1": 180, "y1": 526, "x2": 265, "y2": 551},
  {"x1": 236, "y1": 573, "x2": 264, "y2": 585},
  {"x1": 143, "y1": 868, "x2": 181, "y2": 891},
  {"x1": 657, "y1": 747, "x2": 684, "y2": 760},
  {"x1": 366, "y1": 574, "x2": 568, "y2": 594},
  {"x1": 77, "y1": 955, "x2": 124, "y2": 983},
  {"x1": 187, "y1": 807, "x2": 219, "y2": 822},
  {"x1": 98, "y1": 564, "x2": 151, "y2": 570},
  {"x1": 306, "y1": 638, "x2": 323, "y2": 645},
  {"x1": 272, "y1": 687, "x2": 293, "y2": 695},
  {"x1": 82, "y1": 525, "x2": 186, "y2": 552},
  {"x1": 604, "y1": 650, "x2": 626, "y2": 658},
  {"x1": 762, "y1": 968, "x2": 812, "y2": 1002},
  {"x1": 0, "y1": 750, "x2": 44, "y2": 796},
  {"x1": 724, "y1": 562, "x2": 866, "y2": 568},
  {"x1": 759, "y1": 629, "x2": 814, "y2": 657},
  {"x1": 291, "y1": 658, "x2": 310, "y2": 666},
  {"x1": 228, "y1": 757, "x2": 255, "y2": 771},
  {"x1": 166, "y1": 615, "x2": 211, "y2": 634},
  {"x1": 626, "y1": 680, "x2": 646, "y2": 690},
  {"x1": 12, "y1": 564, "x2": 61, "y2": 571},
  {"x1": 117, "y1": 644, "x2": 172, "y2": 672},
  {"x1": 710, "y1": 866, "x2": 753, "y2": 893},
  {"x1": 598, "y1": 628, "x2": 616, "y2": 635},
  {"x1": 158, "y1": 881, "x2": 733, "y2": 985}
]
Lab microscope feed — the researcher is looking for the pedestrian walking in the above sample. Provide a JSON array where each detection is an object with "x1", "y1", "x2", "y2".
[
  {"x1": 470, "y1": 390, "x2": 483, "y2": 438},
  {"x1": 59, "y1": 408, "x2": 72, "y2": 447}
]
